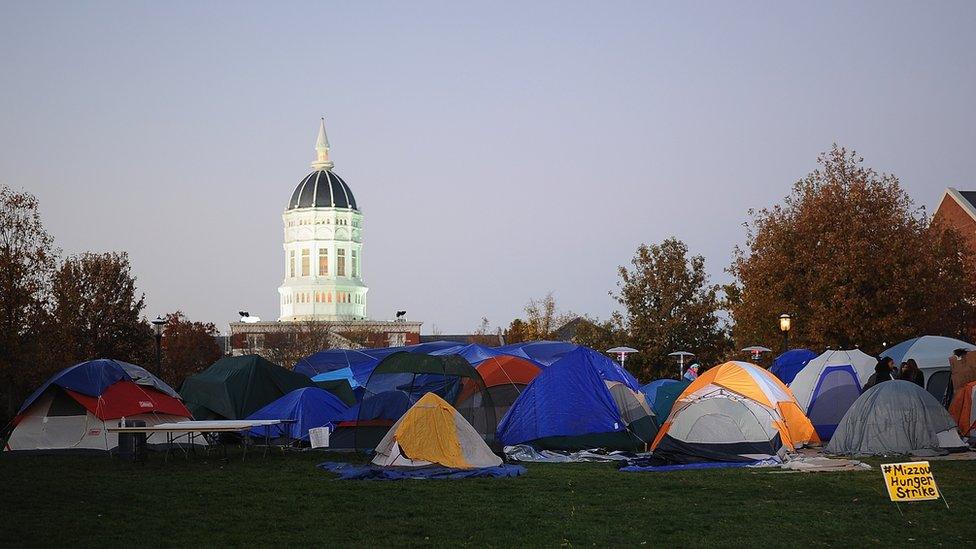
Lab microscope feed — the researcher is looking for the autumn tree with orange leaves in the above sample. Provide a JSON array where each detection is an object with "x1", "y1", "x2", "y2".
[{"x1": 727, "y1": 145, "x2": 976, "y2": 355}]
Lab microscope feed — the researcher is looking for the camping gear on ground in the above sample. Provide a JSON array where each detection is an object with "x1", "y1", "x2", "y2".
[
  {"x1": 116, "y1": 419, "x2": 147, "y2": 462},
  {"x1": 770, "y1": 349, "x2": 817, "y2": 385},
  {"x1": 244, "y1": 387, "x2": 349, "y2": 442},
  {"x1": 504, "y1": 445, "x2": 632, "y2": 463},
  {"x1": 495, "y1": 340, "x2": 580, "y2": 368},
  {"x1": 6, "y1": 359, "x2": 190, "y2": 452},
  {"x1": 788, "y1": 349, "x2": 876, "y2": 439},
  {"x1": 881, "y1": 336, "x2": 975, "y2": 402},
  {"x1": 317, "y1": 461, "x2": 525, "y2": 480},
  {"x1": 825, "y1": 380, "x2": 968, "y2": 456},
  {"x1": 497, "y1": 348, "x2": 656, "y2": 451},
  {"x1": 948, "y1": 380, "x2": 976, "y2": 437},
  {"x1": 371, "y1": 392, "x2": 502, "y2": 468},
  {"x1": 651, "y1": 361, "x2": 819, "y2": 464},
  {"x1": 355, "y1": 352, "x2": 497, "y2": 451},
  {"x1": 180, "y1": 355, "x2": 313, "y2": 420}
]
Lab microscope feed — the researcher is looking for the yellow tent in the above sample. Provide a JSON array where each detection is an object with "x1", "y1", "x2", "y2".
[{"x1": 372, "y1": 392, "x2": 502, "y2": 469}]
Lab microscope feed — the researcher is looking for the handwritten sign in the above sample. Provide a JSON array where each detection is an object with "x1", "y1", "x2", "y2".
[{"x1": 881, "y1": 461, "x2": 940, "y2": 502}]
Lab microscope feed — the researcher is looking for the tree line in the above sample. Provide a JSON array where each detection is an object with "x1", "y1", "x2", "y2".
[{"x1": 503, "y1": 146, "x2": 976, "y2": 381}]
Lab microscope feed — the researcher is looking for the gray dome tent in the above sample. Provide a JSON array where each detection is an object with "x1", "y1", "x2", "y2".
[{"x1": 825, "y1": 380, "x2": 967, "y2": 456}]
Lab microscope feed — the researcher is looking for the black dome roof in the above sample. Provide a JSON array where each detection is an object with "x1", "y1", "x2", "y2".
[{"x1": 288, "y1": 170, "x2": 358, "y2": 210}]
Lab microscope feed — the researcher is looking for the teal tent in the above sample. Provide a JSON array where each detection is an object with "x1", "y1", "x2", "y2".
[{"x1": 651, "y1": 380, "x2": 691, "y2": 424}]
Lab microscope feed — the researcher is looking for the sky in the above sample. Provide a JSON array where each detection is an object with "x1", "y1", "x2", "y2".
[{"x1": 2, "y1": 1, "x2": 975, "y2": 334}]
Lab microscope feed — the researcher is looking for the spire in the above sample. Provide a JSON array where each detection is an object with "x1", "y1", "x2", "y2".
[{"x1": 311, "y1": 117, "x2": 334, "y2": 170}]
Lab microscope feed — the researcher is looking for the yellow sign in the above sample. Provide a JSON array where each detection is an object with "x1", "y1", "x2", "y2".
[{"x1": 881, "y1": 461, "x2": 940, "y2": 502}]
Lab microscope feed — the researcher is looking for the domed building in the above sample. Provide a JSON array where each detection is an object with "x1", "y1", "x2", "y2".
[
  {"x1": 228, "y1": 119, "x2": 422, "y2": 357},
  {"x1": 278, "y1": 119, "x2": 368, "y2": 321}
]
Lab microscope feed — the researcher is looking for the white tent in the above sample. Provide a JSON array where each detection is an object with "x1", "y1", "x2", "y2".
[
  {"x1": 788, "y1": 349, "x2": 876, "y2": 439},
  {"x1": 881, "y1": 336, "x2": 975, "y2": 401}
]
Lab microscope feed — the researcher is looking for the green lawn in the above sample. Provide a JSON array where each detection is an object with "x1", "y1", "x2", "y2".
[{"x1": 1, "y1": 451, "x2": 973, "y2": 547}]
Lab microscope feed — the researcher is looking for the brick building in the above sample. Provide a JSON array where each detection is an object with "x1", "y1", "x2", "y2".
[{"x1": 933, "y1": 187, "x2": 976, "y2": 256}]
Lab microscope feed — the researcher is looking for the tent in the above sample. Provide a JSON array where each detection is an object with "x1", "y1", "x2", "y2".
[
  {"x1": 497, "y1": 348, "x2": 656, "y2": 451},
  {"x1": 355, "y1": 352, "x2": 497, "y2": 451},
  {"x1": 6, "y1": 359, "x2": 190, "y2": 452},
  {"x1": 788, "y1": 349, "x2": 875, "y2": 439},
  {"x1": 430, "y1": 343, "x2": 505, "y2": 365},
  {"x1": 650, "y1": 380, "x2": 691, "y2": 424},
  {"x1": 948, "y1": 381, "x2": 976, "y2": 437},
  {"x1": 770, "y1": 349, "x2": 817, "y2": 385},
  {"x1": 180, "y1": 355, "x2": 313, "y2": 420},
  {"x1": 651, "y1": 361, "x2": 819, "y2": 463},
  {"x1": 456, "y1": 354, "x2": 541, "y2": 424},
  {"x1": 495, "y1": 341, "x2": 580, "y2": 368},
  {"x1": 881, "y1": 336, "x2": 975, "y2": 401},
  {"x1": 371, "y1": 392, "x2": 503, "y2": 468},
  {"x1": 244, "y1": 387, "x2": 349, "y2": 441},
  {"x1": 825, "y1": 380, "x2": 968, "y2": 456},
  {"x1": 640, "y1": 379, "x2": 682, "y2": 410},
  {"x1": 294, "y1": 341, "x2": 465, "y2": 384}
]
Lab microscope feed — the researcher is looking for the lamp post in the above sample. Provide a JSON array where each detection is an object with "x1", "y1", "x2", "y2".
[
  {"x1": 668, "y1": 351, "x2": 695, "y2": 379},
  {"x1": 778, "y1": 313, "x2": 792, "y2": 353},
  {"x1": 151, "y1": 316, "x2": 167, "y2": 379},
  {"x1": 607, "y1": 346, "x2": 638, "y2": 368}
]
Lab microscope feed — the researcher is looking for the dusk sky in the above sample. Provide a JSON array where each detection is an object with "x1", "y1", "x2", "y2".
[{"x1": 3, "y1": 2, "x2": 975, "y2": 334}]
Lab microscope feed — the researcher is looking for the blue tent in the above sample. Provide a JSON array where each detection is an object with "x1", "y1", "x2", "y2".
[
  {"x1": 294, "y1": 341, "x2": 466, "y2": 382},
  {"x1": 639, "y1": 379, "x2": 682, "y2": 410},
  {"x1": 496, "y1": 348, "x2": 655, "y2": 451},
  {"x1": 770, "y1": 349, "x2": 817, "y2": 385},
  {"x1": 311, "y1": 367, "x2": 362, "y2": 389},
  {"x1": 651, "y1": 380, "x2": 691, "y2": 422},
  {"x1": 245, "y1": 387, "x2": 349, "y2": 441},
  {"x1": 495, "y1": 341, "x2": 580, "y2": 368}
]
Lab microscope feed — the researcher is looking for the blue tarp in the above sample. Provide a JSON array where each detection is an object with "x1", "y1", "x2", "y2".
[
  {"x1": 497, "y1": 348, "x2": 633, "y2": 446},
  {"x1": 639, "y1": 379, "x2": 682, "y2": 410},
  {"x1": 245, "y1": 387, "x2": 349, "y2": 440},
  {"x1": 429, "y1": 343, "x2": 503, "y2": 366},
  {"x1": 620, "y1": 461, "x2": 768, "y2": 473},
  {"x1": 18, "y1": 359, "x2": 134, "y2": 415},
  {"x1": 311, "y1": 367, "x2": 362, "y2": 389},
  {"x1": 770, "y1": 349, "x2": 817, "y2": 385},
  {"x1": 495, "y1": 341, "x2": 579, "y2": 368},
  {"x1": 294, "y1": 341, "x2": 467, "y2": 382},
  {"x1": 317, "y1": 461, "x2": 526, "y2": 480}
]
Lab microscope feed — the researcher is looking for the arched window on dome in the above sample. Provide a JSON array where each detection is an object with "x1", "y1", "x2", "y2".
[
  {"x1": 352, "y1": 250, "x2": 358, "y2": 278},
  {"x1": 337, "y1": 249, "x2": 346, "y2": 277},
  {"x1": 289, "y1": 250, "x2": 295, "y2": 278},
  {"x1": 327, "y1": 292, "x2": 332, "y2": 303},
  {"x1": 301, "y1": 249, "x2": 310, "y2": 277},
  {"x1": 318, "y1": 249, "x2": 328, "y2": 276}
]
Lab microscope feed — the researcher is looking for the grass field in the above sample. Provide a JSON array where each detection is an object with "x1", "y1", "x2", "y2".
[{"x1": 1, "y1": 450, "x2": 973, "y2": 547}]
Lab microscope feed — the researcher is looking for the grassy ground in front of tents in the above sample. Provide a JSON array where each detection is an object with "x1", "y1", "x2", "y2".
[{"x1": 1, "y1": 450, "x2": 973, "y2": 547}]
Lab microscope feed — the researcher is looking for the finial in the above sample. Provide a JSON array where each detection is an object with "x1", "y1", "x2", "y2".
[{"x1": 311, "y1": 117, "x2": 334, "y2": 170}]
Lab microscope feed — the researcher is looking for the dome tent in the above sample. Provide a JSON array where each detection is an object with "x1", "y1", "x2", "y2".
[
  {"x1": 355, "y1": 352, "x2": 497, "y2": 452},
  {"x1": 444, "y1": 345, "x2": 542, "y2": 425},
  {"x1": 6, "y1": 359, "x2": 190, "y2": 452},
  {"x1": 826, "y1": 380, "x2": 967, "y2": 456},
  {"x1": 881, "y1": 336, "x2": 975, "y2": 401},
  {"x1": 651, "y1": 361, "x2": 819, "y2": 463},
  {"x1": 640, "y1": 379, "x2": 682, "y2": 410},
  {"x1": 244, "y1": 387, "x2": 349, "y2": 442},
  {"x1": 497, "y1": 348, "x2": 656, "y2": 451},
  {"x1": 770, "y1": 349, "x2": 817, "y2": 385},
  {"x1": 372, "y1": 392, "x2": 502, "y2": 469},
  {"x1": 180, "y1": 355, "x2": 313, "y2": 420},
  {"x1": 788, "y1": 349, "x2": 876, "y2": 439}
]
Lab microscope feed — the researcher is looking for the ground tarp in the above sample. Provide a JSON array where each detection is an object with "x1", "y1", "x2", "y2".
[{"x1": 317, "y1": 461, "x2": 525, "y2": 480}]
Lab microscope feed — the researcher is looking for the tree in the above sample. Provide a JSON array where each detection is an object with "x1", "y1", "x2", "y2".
[
  {"x1": 505, "y1": 292, "x2": 575, "y2": 342},
  {"x1": 263, "y1": 320, "x2": 335, "y2": 369},
  {"x1": 0, "y1": 186, "x2": 58, "y2": 417},
  {"x1": 614, "y1": 238, "x2": 730, "y2": 381},
  {"x1": 161, "y1": 311, "x2": 221, "y2": 388},
  {"x1": 48, "y1": 252, "x2": 153, "y2": 369},
  {"x1": 728, "y1": 145, "x2": 976, "y2": 353},
  {"x1": 470, "y1": 316, "x2": 498, "y2": 346}
]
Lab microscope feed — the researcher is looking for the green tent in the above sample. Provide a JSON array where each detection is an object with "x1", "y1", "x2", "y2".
[
  {"x1": 313, "y1": 379, "x2": 357, "y2": 406},
  {"x1": 180, "y1": 355, "x2": 313, "y2": 420}
]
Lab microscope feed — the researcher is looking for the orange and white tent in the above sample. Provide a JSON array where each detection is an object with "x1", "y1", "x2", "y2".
[
  {"x1": 949, "y1": 381, "x2": 976, "y2": 437},
  {"x1": 651, "y1": 361, "x2": 819, "y2": 463}
]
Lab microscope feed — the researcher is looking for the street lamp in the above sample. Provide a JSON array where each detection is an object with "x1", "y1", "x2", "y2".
[
  {"x1": 151, "y1": 316, "x2": 167, "y2": 379},
  {"x1": 779, "y1": 313, "x2": 792, "y2": 353},
  {"x1": 607, "y1": 346, "x2": 638, "y2": 368},
  {"x1": 668, "y1": 351, "x2": 695, "y2": 378}
]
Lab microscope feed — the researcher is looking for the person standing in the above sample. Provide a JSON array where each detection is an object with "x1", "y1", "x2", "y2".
[
  {"x1": 863, "y1": 356, "x2": 895, "y2": 390},
  {"x1": 899, "y1": 359, "x2": 925, "y2": 387}
]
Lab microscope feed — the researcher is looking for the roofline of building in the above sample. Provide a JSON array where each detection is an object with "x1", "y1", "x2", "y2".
[{"x1": 942, "y1": 187, "x2": 976, "y2": 224}]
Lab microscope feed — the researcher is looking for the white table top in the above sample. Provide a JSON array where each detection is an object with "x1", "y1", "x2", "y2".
[{"x1": 107, "y1": 419, "x2": 290, "y2": 433}]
